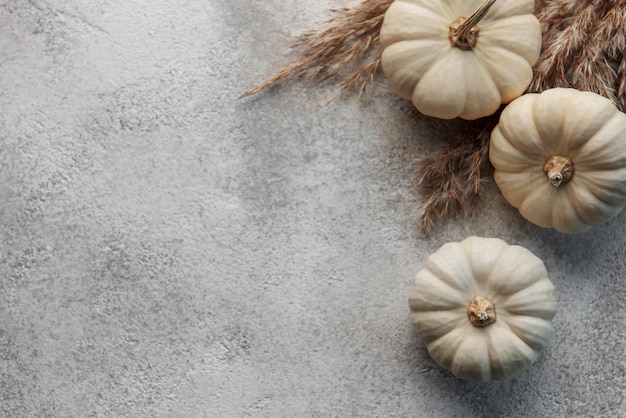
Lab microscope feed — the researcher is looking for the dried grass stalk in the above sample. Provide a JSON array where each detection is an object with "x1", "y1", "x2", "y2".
[
  {"x1": 416, "y1": 114, "x2": 497, "y2": 235},
  {"x1": 528, "y1": 0, "x2": 626, "y2": 111},
  {"x1": 239, "y1": 0, "x2": 393, "y2": 99}
]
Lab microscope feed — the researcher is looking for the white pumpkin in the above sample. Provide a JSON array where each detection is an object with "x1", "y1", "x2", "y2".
[
  {"x1": 409, "y1": 237, "x2": 557, "y2": 382},
  {"x1": 489, "y1": 88, "x2": 626, "y2": 234},
  {"x1": 379, "y1": 0, "x2": 541, "y2": 120}
]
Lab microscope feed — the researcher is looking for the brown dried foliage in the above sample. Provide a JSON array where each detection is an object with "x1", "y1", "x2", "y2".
[
  {"x1": 416, "y1": 114, "x2": 498, "y2": 235},
  {"x1": 528, "y1": 0, "x2": 626, "y2": 111},
  {"x1": 239, "y1": 0, "x2": 393, "y2": 99}
]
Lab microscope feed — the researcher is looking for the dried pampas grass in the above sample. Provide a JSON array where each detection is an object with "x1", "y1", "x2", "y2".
[
  {"x1": 416, "y1": 114, "x2": 497, "y2": 235},
  {"x1": 241, "y1": 0, "x2": 626, "y2": 234},
  {"x1": 239, "y1": 0, "x2": 392, "y2": 99},
  {"x1": 529, "y1": 0, "x2": 626, "y2": 111}
]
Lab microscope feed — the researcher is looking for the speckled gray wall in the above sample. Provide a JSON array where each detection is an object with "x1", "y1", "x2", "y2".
[{"x1": 0, "y1": 1, "x2": 624, "y2": 417}]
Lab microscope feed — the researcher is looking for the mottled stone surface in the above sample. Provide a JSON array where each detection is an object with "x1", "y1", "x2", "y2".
[{"x1": 0, "y1": 1, "x2": 624, "y2": 416}]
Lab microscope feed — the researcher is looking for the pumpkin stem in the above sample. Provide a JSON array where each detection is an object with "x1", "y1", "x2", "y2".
[
  {"x1": 467, "y1": 295, "x2": 496, "y2": 327},
  {"x1": 449, "y1": 0, "x2": 497, "y2": 51},
  {"x1": 543, "y1": 155, "x2": 575, "y2": 188}
]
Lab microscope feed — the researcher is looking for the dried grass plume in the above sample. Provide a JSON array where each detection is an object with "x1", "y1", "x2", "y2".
[
  {"x1": 239, "y1": 0, "x2": 393, "y2": 99},
  {"x1": 529, "y1": 0, "x2": 626, "y2": 111},
  {"x1": 416, "y1": 114, "x2": 497, "y2": 235}
]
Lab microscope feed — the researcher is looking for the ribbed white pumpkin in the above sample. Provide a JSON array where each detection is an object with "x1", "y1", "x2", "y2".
[
  {"x1": 380, "y1": 0, "x2": 541, "y2": 120},
  {"x1": 409, "y1": 237, "x2": 557, "y2": 381},
  {"x1": 490, "y1": 88, "x2": 626, "y2": 234}
]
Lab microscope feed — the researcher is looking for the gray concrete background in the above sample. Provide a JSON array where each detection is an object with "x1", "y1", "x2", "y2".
[{"x1": 0, "y1": 1, "x2": 624, "y2": 416}]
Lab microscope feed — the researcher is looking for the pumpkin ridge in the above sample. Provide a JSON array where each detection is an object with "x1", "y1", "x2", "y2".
[
  {"x1": 381, "y1": 39, "x2": 451, "y2": 99},
  {"x1": 576, "y1": 172, "x2": 626, "y2": 206},
  {"x1": 412, "y1": 49, "x2": 467, "y2": 119},
  {"x1": 551, "y1": 196, "x2": 590, "y2": 234},
  {"x1": 473, "y1": 44, "x2": 532, "y2": 104},
  {"x1": 564, "y1": 186, "x2": 602, "y2": 227},
  {"x1": 499, "y1": 279, "x2": 557, "y2": 320},
  {"x1": 459, "y1": 237, "x2": 507, "y2": 291},
  {"x1": 560, "y1": 96, "x2": 617, "y2": 155},
  {"x1": 497, "y1": 315, "x2": 530, "y2": 348},
  {"x1": 410, "y1": 305, "x2": 466, "y2": 313},
  {"x1": 486, "y1": 245, "x2": 544, "y2": 297},
  {"x1": 412, "y1": 309, "x2": 468, "y2": 344},
  {"x1": 489, "y1": 129, "x2": 542, "y2": 173},
  {"x1": 477, "y1": 14, "x2": 541, "y2": 64},
  {"x1": 517, "y1": 182, "x2": 558, "y2": 228},
  {"x1": 494, "y1": 172, "x2": 546, "y2": 211},
  {"x1": 379, "y1": 2, "x2": 449, "y2": 47},
  {"x1": 574, "y1": 112, "x2": 626, "y2": 167},
  {"x1": 568, "y1": 178, "x2": 626, "y2": 225},
  {"x1": 401, "y1": 0, "x2": 446, "y2": 18},
  {"x1": 459, "y1": 54, "x2": 500, "y2": 120},
  {"x1": 410, "y1": 269, "x2": 469, "y2": 311},
  {"x1": 531, "y1": 89, "x2": 574, "y2": 153},
  {"x1": 426, "y1": 326, "x2": 468, "y2": 370},
  {"x1": 423, "y1": 245, "x2": 475, "y2": 293},
  {"x1": 486, "y1": 329, "x2": 500, "y2": 380},
  {"x1": 498, "y1": 96, "x2": 548, "y2": 158},
  {"x1": 449, "y1": 331, "x2": 491, "y2": 381},
  {"x1": 578, "y1": 175, "x2": 615, "y2": 205},
  {"x1": 558, "y1": 107, "x2": 568, "y2": 155},
  {"x1": 505, "y1": 315, "x2": 553, "y2": 352},
  {"x1": 486, "y1": 322, "x2": 537, "y2": 380}
]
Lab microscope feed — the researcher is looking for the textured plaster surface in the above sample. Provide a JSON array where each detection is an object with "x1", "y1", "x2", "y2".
[{"x1": 0, "y1": 1, "x2": 624, "y2": 417}]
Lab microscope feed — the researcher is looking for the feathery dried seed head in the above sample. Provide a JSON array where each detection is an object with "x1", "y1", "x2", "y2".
[
  {"x1": 528, "y1": 0, "x2": 626, "y2": 111},
  {"x1": 239, "y1": 0, "x2": 393, "y2": 99}
]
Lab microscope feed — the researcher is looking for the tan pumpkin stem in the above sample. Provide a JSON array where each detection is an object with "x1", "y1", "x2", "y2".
[
  {"x1": 543, "y1": 155, "x2": 575, "y2": 188},
  {"x1": 467, "y1": 295, "x2": 496, "y2": 327},
  {"x1": 449, "y1": 0, "x2": 497, "y2": 51}
]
